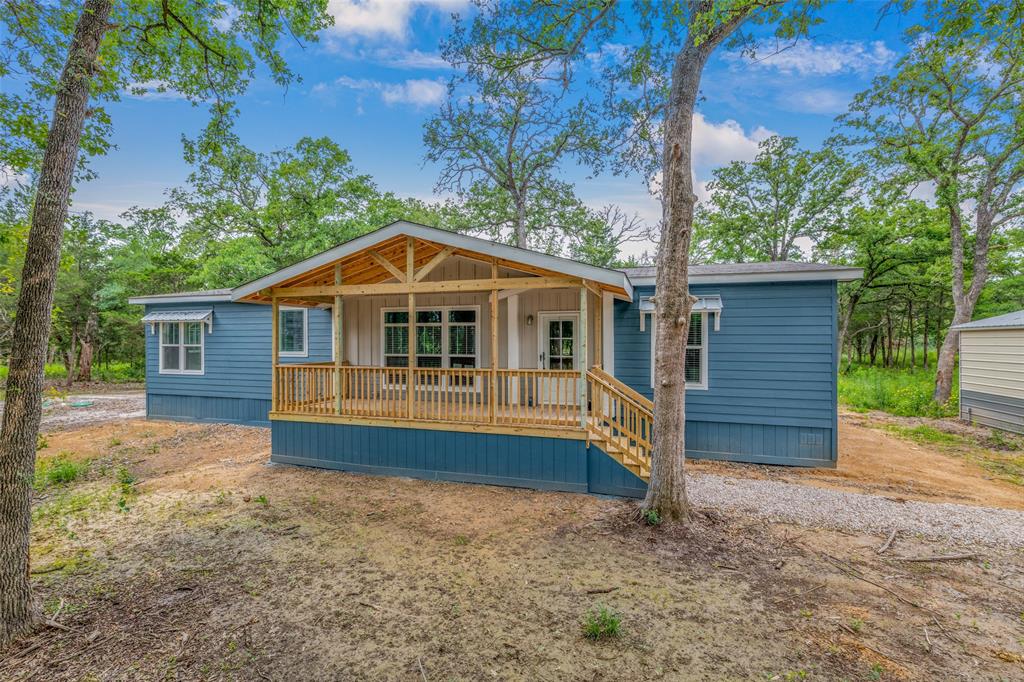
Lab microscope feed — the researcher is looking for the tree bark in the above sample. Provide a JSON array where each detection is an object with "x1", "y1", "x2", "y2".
[
  {"x1": 643, "y1": 39, "x2": 712, "y2": 522},
  {"x1": 0, "y1": 0, "x2": 112, "y2": 648},
  {"x1": 76, "y1": 311, "x2": 99, "y2": 382}
]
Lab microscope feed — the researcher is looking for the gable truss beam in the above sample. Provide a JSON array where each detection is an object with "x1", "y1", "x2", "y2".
[
  {"x1": 273, "y1": 276, "x2": 583, "y2": 298},
  {"x1": 367, "y1": 250, "x2": 407, "y2": 281},
  {"x1": 413, "y1": 246, "x2": 454, "y2": 282}
]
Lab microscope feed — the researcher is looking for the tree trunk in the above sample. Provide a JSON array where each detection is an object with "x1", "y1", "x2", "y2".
[
  {"x1": 514, "y1": 194, "x2": 528, "y2": 249},
  {"x1": 0, "y1": 0, "x2": 112, "y2": 648},
  {"x1": 63, "y1": 334, "x2": 78, "y2": 390},
  {"x1": 908, "y1": 300, "x2": 915, "y2": 368},
  {"x1": 643, "y1": 41, "x2": 713, "y2": 522},
  {"x1": 923, "y1": 305, "x2": 929, "y2": 369},
  {"x1": 77, "y1": 311, "x2": 98, "y2": 382}
]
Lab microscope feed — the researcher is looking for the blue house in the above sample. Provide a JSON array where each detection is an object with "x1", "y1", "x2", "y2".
[{"x1": 130, "y1": 221, "x2": 861, "y2": 497}]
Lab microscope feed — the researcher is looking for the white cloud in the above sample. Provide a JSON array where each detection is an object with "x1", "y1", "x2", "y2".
[
  {"x1": 1, "y1": 165, "x2": 27, "y2": 189},
  {"x1": 326, "y1": 0, "x2": 466, "y2": 40},
  {"x1": 318, "y1": 76, "x2": 446, "y2": 108},
  {"x1": 728, "y1": 40, "x2": 896, "y2": 76},
  {"x1": 691, "y1": 113, "x2": 774, "y2": 170},
  {"x1": 380, "y1": 49, "x2": 449, "y2": 69},
  {"x1": 124, "y1": 80, "x2": 188, "y2": 101},
  {"x1": 780, "y1": 87, "x2": 852, "y2": 115}
]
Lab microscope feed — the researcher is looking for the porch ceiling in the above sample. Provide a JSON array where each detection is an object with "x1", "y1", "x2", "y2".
[{"x1": 237, "y1": 228, "x2": 632, "y2": 306}]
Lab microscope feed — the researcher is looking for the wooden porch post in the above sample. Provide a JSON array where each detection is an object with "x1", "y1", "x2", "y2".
[
  {"x1": 490, "y1": 260, "x2": 498, "y2": 424},
  {"x1": 593, "y1": 289, "x2": 602, "y2": 370},
  {"x1": 334, "y1": 263, "x2": 343, "y2": 415},
  {"x1": 579, "y1": 286, "x2": 589, "y2": 428},
  {"x1": 271, "y1": 296, "x2": 279, "y2": 412},
  {"x1": 406, "y1": 237, "x2": 415, "y2": 419}
]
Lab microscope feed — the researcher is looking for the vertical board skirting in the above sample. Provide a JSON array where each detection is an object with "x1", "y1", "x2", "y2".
[
  {"x1": 271, "y1": 420, "x2": 592, "y2": 493},
  {"x1": 148, "y1": 393, "x2": 272, "y2": 426}
]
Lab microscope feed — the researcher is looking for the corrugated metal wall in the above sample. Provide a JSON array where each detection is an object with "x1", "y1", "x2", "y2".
[{"x1": 960, "y1": 328, "x2": 1024, "y2": 434}]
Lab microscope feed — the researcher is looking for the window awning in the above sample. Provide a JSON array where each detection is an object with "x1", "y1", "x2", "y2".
[
  {"x1": 141, "y1": 309, "x2": 213, "y2": 332},
  {"x1": 639, "y1": 295, "x2": 723, "y2": 331}
]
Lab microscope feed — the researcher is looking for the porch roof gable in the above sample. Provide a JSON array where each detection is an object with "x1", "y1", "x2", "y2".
[{"x1": 230, "y1": 221, "x2": 633, "y2": 302}]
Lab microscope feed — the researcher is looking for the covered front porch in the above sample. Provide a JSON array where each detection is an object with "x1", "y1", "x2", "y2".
[{"x1": 233, "y1": 223, "x2": 653, "y2": 479}]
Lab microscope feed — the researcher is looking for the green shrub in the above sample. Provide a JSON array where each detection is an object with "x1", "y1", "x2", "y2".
[
  {"x1": 642, "y1": 508, "x2": 662, "y2": 526},
  {"x1": 581, "y1": 604, "x2": 622, "y2": 640},
  {"x1": 838, "y1": 364, "x2": 958, "y2": 418},
  {"x1": 1, "y1": 361, "x2": 143, "y2": 383},
  {"x1": 35, "y1": 452, "x2": 88, "y2": 490}
]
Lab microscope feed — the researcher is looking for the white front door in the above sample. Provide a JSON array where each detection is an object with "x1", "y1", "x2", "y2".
[{"x1": 538, "y1": 313, "x2": 579, "y2": 404}]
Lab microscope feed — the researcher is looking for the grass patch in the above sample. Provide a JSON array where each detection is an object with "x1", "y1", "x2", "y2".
[
  {"x1": 0, "y1": 361, "x2": 143, "y2": 383},
  {"x1": 839, "y1": 364, "x2": 958, "y2": 418},
  {"x1": 34, "y1": 451, "x2": 89, "y2": 490},
  {"x1": 581, "y1": 604, "x2": 622, "y2": 640}
]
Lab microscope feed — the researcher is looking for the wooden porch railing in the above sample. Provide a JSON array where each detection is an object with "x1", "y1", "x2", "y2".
[
  {"x1": 586, "y1": 367, "x2": 654, "y2": 480},
  {"x1": 274, "y1": 364, "x2": 583, "y2": 426}
]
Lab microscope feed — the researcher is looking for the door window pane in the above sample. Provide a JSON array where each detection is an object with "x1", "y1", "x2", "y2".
[
  {"x1": 561, "y1": 320, "x2": 574, "y2": 338},
  {"x1": 548, "y1": 320, "x2": 560, "y2": 338}
]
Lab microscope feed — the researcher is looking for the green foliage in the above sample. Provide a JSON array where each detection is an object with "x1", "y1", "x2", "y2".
[
  {"x1": 642, "y1": 508, "x2": 662, "y2": 527},
  {"x1": 0, "y1": 362, "x2": 142, "y2": 383},
  {"x1": 34, "y1": 452, "x2": 88, "y2": 490},
  {"x1": 581, "y1": 604, "x2": 622, "y2": 640},
  {"x1": 838, "y1": 364, "x2": 958, "y2": 418},
  {"x1": 696, "y1": 136, "x2": 862, "y2": 263}
]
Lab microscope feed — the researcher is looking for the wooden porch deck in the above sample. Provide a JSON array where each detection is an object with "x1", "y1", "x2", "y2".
[{"x1": 272, "y1": 364, "x2": 656, "y2": 479}]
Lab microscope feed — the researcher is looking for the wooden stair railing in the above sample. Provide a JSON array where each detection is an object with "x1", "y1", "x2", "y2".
[{"x1": 586, "y1": 367, "x2": 654, "y2": 481}]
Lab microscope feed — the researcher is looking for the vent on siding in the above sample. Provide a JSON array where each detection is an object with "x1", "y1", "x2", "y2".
[{"x1": 800, "y1": 431, "x2": 824, "y2": 447}]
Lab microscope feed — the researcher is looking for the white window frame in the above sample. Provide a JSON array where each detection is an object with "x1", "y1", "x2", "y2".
[
  {"x1": 380, "y1": 305, "x2": 481, "y2": 369},
  {"x1": 278, "y1": 306, "x2": 308, "y2": 358},
  {"x1": 650, "y1": 311, "x2": 708, "y2": 390},
  {"x1": 158, "y1": 321, "x2": 205, "y2": 375}
]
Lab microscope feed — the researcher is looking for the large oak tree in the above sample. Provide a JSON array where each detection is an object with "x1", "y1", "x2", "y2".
[{"x1": 0, "y1": 0, "x2": 331, "y2": 647}]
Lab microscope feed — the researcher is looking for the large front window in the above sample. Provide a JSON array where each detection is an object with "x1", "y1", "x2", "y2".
[
  {"x1": 382, "y1": 307, "x2": 478, "y2": 369},
  {"x1": 159, "y1": 321, "x2": 204, "y2": 374}
]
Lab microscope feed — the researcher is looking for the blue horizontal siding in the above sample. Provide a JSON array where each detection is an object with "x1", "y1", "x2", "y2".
[
  {"x1": 612, "y1": 280, "x2": 839, "y2": 465},
  {"x1": 143, "y1": 301, "x2": 331, "y2": 421}
]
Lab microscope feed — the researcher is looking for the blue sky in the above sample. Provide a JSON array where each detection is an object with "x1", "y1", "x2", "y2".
[{"x1": 65, "y1": 0, "x2": 917, "y2": 257}]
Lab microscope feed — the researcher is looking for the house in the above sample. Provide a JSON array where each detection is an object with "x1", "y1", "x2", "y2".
[
  {"x1": 129, "y1": 221, "x2": 862, "y2": 498},
  {"x1": 952, "y1": 310, "x2": 1024, "y2": 435}
]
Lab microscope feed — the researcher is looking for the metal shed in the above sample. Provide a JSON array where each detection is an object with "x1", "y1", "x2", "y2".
[{"x1": 953, "y1": 310, "x2": 1024, "y2": 434}]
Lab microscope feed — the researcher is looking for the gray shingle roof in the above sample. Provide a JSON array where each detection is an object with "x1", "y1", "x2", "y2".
[
  {"x1": 621, "y1": 261, "x2": 862, "y2": 280},
  {"x1": 952, "y1": 310, "x2": 1024, "y2": 331}
]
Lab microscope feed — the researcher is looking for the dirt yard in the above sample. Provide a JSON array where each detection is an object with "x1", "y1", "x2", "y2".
[
  {"x1": 4, "y1": 414, "x2": 1024, "y2": 681},
  {"x1": 693, "y1": 409, "x2": 1024, "y2": 511}
]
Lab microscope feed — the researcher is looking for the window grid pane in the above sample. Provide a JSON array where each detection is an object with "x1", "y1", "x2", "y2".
[
  {"x1": 161, "y1": 323, "x2": 179, "y2": 345},
  {"x1": 280, "y1": 310, "x2": 305, "y2": 353},
  {"x1": 162, "y1": 346, "x2": 180, "y2": 370},
  {"x1": 684, "y1": 348, "x2": 701, "y2": 382}
]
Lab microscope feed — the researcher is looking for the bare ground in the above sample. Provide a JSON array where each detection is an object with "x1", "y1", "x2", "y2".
[
  {"x1": 692, "y1": 409, "x2": 1024, "y2": 511},
  {"x1": 5, "y1": 417, "x2": 1024, "y2": 681}
]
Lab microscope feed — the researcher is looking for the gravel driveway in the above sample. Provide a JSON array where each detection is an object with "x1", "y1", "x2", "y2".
[
  {"x1": 690, "y1": 472, "x2": 1024, "y2": 548},
  {"x1": 3, "y1": 392, "x2": 148, "y2": 432}
]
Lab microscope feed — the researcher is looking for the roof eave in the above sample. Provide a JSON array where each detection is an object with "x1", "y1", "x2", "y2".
[
  {"x1": 230, "y1": 221, "x2": 633, "y2": 302},
  {"x1": 628, "y1": 268, "x2": 864, "y2": 287},
  {"x1": 128, "y1": 293, "x2": 233, "y2": 305}
]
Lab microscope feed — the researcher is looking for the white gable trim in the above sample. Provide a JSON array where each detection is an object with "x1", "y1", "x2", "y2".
[{"x1": 230, "y1": 221, "x2": 633, "y2": 301}]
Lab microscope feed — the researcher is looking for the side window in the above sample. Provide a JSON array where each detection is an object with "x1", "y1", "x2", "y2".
[
  {"x1": 651, "y1": 312, "x2": 708, "y2": 390},
  {"x1": 279, "y1": 307, "x2": 308, "y2": 357},
  {"x1": 159, "y1": 321, "x2": 204, "y2": 375}
]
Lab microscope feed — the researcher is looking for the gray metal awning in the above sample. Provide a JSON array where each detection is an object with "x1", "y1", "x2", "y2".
[
  {"x1": 141, "y1": 309, "x2": 213, "y2": 331},
  {"x1": 639, "y1": 295, "x2": 723, "y2": 331}
]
